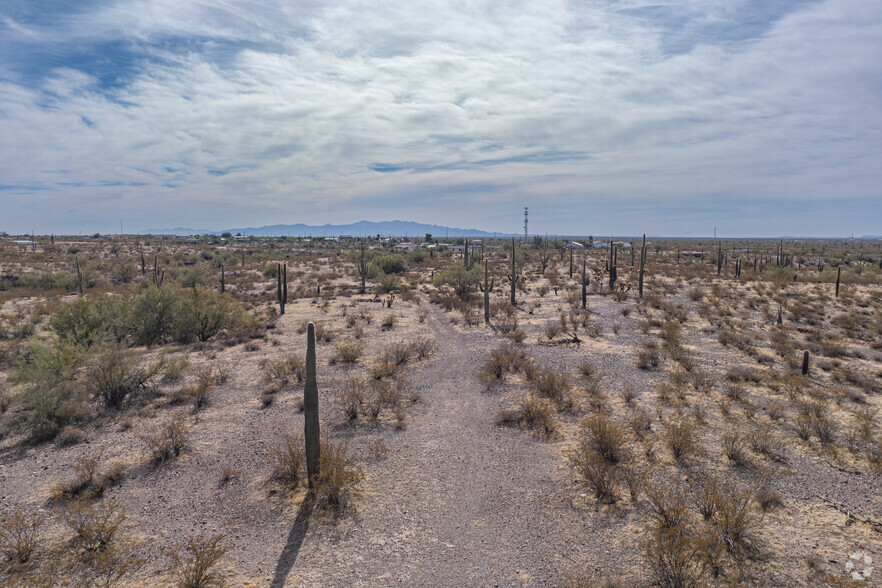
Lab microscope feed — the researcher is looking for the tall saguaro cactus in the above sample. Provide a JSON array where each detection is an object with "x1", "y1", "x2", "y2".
[
  {"x1": 479, "y1": 259, "x2": 495, "y2": 325},
  {"x1": 509, "y1": 237, "x2": 518, "y2": 304},
  {"x1": 277, "y1": 263, "x2": 287, "y2": 314},
  {"x1": 304, "y1": 322, "x2": 320, "y2": 488},
  {"x1": 357, "y1": 242, "x2": 367, "y2": 293},
  {"x1": 581, "y1": 256, "x2": 589, "y2": 309},
  {"x1": 608, "y1": 243, "x2": 618, "y2": 291},
  {"x1": 835, "y1": 266, "x2": 841, "y2": 298},
  {"x1": 638, "y1": 234, "x2": 646, "y2": 299},
  {"x1": 569, "y1": 247, "x2": 573, "y2": 278}
]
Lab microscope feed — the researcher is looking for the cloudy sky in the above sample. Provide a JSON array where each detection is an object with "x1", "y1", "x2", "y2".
[{"x1": 1, "y1": 0, "x2": 880, "y2": 237}]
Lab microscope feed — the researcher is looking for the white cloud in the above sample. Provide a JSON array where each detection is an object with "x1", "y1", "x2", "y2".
[{"x1": 0, "y1": 0, "x2": 880, "y2": 235}]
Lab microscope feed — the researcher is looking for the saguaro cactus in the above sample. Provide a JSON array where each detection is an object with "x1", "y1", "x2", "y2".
[
  {"x1": 357, "y1": 242, "x2": 368, "y2": 293},
  {"x1": 509, "y1": 237, "x2": 518, "y2": 304},
  {"x1": 277, "y1": 263, "x2": 287, "y2": 314},
  {"x1": 220, "y1": 264, "x2": 225, "y2": 293},
  {"x1": 479, "y1": 259, "x2": 495, "y2": 325},
  {"x1": 304, "y1": 322, "x2": 320, "y2": 488},
  {"x1": 801, "y1": 350, "x2": 810, "y2": 376},
  {"x1": 569, "y1": 247, "x2": 573, "y2": 279},
  {"x1": 638, "y1": 234, "x2": 646, "y2": 299},
  {"x1": 608, "y1": 243, "x2": 618, "y2": 291},
  {"x1": 581, "y1": 256, "x2": 589, "y2": 309},
  {"x1": 835, "y1": 266, "x2": 841, "y2": 298}
]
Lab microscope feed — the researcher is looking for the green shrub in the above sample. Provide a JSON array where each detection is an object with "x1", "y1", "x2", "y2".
[
  {"x1": 174, "y1": 286, "x2": 240, "y2": 343},
  {"x1": 14, "y1": 341, "x2": 89, "y2": 441},
  {"x1": 90, "y1": 346, "x2": 161, "y2": 409},
  {"x1": 432, "y1": 264, "x2": 481, "y2": 299},
  {"x1": 49, "y1": 297, "x2": 106, "y2": 347},
  {"x1": 371, "y1": 254, "x2": 406, "y2": 275},
  {"x1": 132, "y1": 284, "x2": 180, "y2": 346}
]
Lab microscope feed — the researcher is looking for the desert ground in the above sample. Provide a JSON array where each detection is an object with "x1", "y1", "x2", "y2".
[{"x1": 0, "y1": 234, "x2": 880, "y2": 587}]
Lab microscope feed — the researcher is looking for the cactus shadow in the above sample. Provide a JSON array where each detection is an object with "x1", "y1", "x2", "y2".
[{"x1": 270, "y1": 495, "x2": 314, "y2": 588}]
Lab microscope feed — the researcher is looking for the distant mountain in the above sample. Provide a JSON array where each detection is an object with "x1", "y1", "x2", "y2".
[
  {"x1": 140, "y1": 226, "x2": 213, "y2": 236},
  {"x1": 142, "y1": 220, "x2": 517, "y2": 238}
]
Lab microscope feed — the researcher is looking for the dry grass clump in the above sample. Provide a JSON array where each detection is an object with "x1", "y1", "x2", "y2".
[
  {"x1": 495, "y1": 393, "x2": 557, "y2": 437},
  {"x1": 478, "y1": 344, "x2": 530, "y2": 386},
  {"x1": 636, "y1": 341, "x2": 661, "y2": 370},
  {"x1": 580, "y1": 414, "x2": 629, "y2": 465},
  {"x1": 55, "y1": 425, "x2": 86, "y2": 447},
  {"x1": 260, "y1": 355, "x2": 305, "y2": 387},
  {"x1": 61, "y1": 497, "x2": 127, "y2": 554},
  {"x1": 311, "y1": 435, "x2": 364, "y2": 508},
  {"x1": 364, "y1": 439, "x2": 388, "y2": 461},
  {"x1": 532, "y1": 366, "x2": 573, "y2": 407},
  {"x1": 410, "y1": 335, "x2": 438, "y2": 360},
  {"x1": 382, "y1": 342, "x2": 412, "y2": 366},
  {"x1": 568, "y1": 414, "x2": 641, "y2": 504},
  {"x1": 139, "y1": 417, "x2": 189, "y2": 465},
  {"x1": 271, "y1": 433, "x2": 305, "y2": 488},
  {"x1": 183, "y1": 367, "x2": 216, "y2": 410},
  {"x1": 52, "y1": 446, "x2": 107, "y2": 500},
  {"x1": 663, "y1": 418, "x2": 696, "y2": 463},
  {"x1": 642, "y1": 473, "x2": 764, "y2": 586},
  {"x1": 334, "y1": 376, "x2": 367, "y2": 421},
  {"x1": 0, "y1": 506, "x2": 45, "y2": 568},
  {"x1": 722, "y1": 430, "x2": 749, "y2": 466},
  {"x1": 329, "y1": 340, "x2": 365, "y2": 365},
  {"x1": 163, "y1": 533, "x2": 229, "y2": 588},
  {"x1": 162, "y1": 356, "x2": 190, "y2": 383}
]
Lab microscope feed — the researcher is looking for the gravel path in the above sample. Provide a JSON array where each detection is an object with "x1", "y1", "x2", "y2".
[{"x1": 279, "y1": 303, "x2": 592, "y2": 587}]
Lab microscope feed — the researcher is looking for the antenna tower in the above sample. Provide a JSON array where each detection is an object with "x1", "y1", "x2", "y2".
[{"x1": 523, "y1": 207, "x2": 528, "y2": 243}]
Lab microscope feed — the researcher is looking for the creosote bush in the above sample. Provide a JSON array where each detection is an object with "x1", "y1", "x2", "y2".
[
  {"x1": 329, "y1": 340, "x2": 365, "y2": 365},
  {"x1": 163, "y1": 533, "x2": 229, "y2": 588},
  {"x1": 310, "y1": 434, "x2": 364, "y2": 508},
  {"x1": 272, "y1": 433, "x2": 305, "y2": 488},
  {"x1": 90, "y1": 346, "x2": 161, "y2": 409},
  {"x1": 62, "y1": 497, "x2": 127, "y2": 553},
  {"x1": 579, "y1": 414, "x2": 628, "y2": 465},
  {"x1": 139, "y1": 417, "x2": 189, "y2": 465},
  {"x1": 0, "y1": 506, "x2": 45, "y2": 566},
  {"x1": 260, "y1": 356, "x2": 305, "y2": 387}
]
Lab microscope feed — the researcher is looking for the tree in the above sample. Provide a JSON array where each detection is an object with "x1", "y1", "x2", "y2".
[{"x1": 425, "y1": 233, "x2": 432, "y2": 242}]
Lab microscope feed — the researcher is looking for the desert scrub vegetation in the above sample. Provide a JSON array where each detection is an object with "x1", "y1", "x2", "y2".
[
  {"x1": 310, "y1": 434, "x2": 364, "y2": 508},
  {"x1": 260, "y1": 355, "x2": 305, "y2": 387},
  {"x1": 139, "y1": 417, "x2": 189, "y2": 465},
  {"x1": 61, "y1": 497, "x2": 128, "y2": 554},
  {"x1": 0, "y1": 505, "x2": 45, "y2": 569},
  {"x1": 478, "y1": 343, "x2": 530, "y2": 387},
  {"x1": 163, "y1": 533, "x2": 229, "y2": 588},
  {"x1": 49, "y1": 284, "x2": 257, "y2": 348}
]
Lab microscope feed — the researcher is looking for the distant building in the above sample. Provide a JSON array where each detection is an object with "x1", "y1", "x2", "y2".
[{"x1": 565, "y1": 242, "x2": 584, "y2": 248}]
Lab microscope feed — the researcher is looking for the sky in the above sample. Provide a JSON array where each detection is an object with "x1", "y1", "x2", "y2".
[{"x1": 1, "y1": 0, "x2": 881, "y2": 237}]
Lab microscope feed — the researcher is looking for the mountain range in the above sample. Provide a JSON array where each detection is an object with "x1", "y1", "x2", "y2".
[{"x1": 141, "y1": 220, "x2": 517, "y2": 238}]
